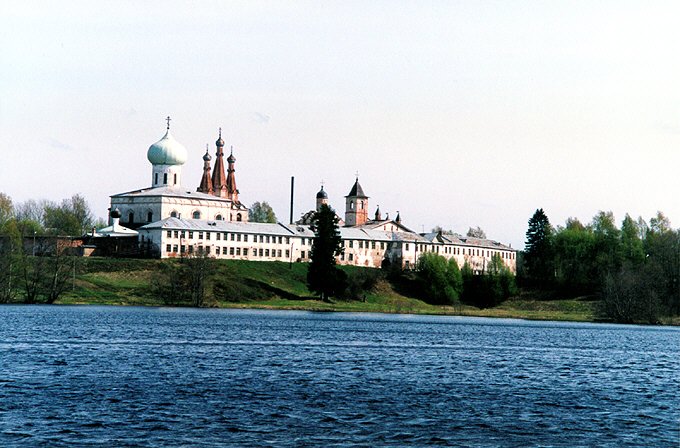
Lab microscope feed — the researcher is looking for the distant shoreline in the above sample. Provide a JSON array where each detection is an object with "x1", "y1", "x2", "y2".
[
  {"x1": 38, "y1": 298, "x2": 676, "y2": 326},
  {"x1": 6, "y1": 257, "x2": 678, "y2": 326}
]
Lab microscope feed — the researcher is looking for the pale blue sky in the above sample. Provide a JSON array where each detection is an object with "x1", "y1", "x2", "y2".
[{"x1": 2, "y1": 1, "x2": 679, "y2": 248}]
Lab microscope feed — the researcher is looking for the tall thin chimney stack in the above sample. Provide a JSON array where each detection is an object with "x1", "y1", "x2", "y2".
[{"x1": 289, "y1": 176, "x2": 295, "y2": 225}]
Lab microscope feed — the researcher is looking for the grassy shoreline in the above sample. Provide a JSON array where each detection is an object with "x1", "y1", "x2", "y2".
[{"x1": 11, "y1": 257, "x2": 678, "y2": 325}]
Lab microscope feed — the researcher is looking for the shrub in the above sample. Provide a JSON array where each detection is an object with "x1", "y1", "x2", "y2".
[{"x1": 416, "y1": 253, "x2": 463, "y2": 305}]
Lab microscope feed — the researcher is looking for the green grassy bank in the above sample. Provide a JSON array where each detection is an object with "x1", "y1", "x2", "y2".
[{"x1": 41, "y1": 257, "x2": 606, "y2": 323}]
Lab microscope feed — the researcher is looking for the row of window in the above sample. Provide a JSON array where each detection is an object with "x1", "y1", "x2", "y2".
[
  {"x1": 168, "y1": 211, "x2": 243, "y2": 221},
  {"x1": 339, "y1": 253, "x2": 354, "y2": 262},
  {"x1": 165, "y1": 230, "x2": 314, "y2": 245},
  {"x1": 341, "y1": 239, "x2": 514, "y2": 260},
  {"x1": 410, "y1": 243, "x2": 515, "y2": 260},
  {"x1": 155, "y1": 172, "x2": 178, "y2": 186},
  {"x1": 165, "y1": 244, "x2": 308, "y2": 260},
  {"x1": 346, "y1": 240, "x2": 386, "y2": 250},
  {"x1": 124, "y1": 211, "x2": 153, "y2": 224},
  {"x1": 123, "y1": 210, "x2": 245, "y2": 224}
]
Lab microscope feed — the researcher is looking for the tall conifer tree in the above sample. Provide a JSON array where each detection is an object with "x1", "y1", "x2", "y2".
[
  {"x1": 307, "y1": 204, "x2": 346, "y2": 301},
  {"x1": 524, "y1": 208, "x2": 553, "y2": 285}
]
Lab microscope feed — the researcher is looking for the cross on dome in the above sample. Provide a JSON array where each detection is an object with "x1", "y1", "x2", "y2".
[{"x1": 166, "y1": 116, "x2": 171, "y2": 130}]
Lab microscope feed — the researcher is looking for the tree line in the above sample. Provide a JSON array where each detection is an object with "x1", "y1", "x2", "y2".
[
  {"x1": 0, "y1": 192, "x2": 101, "y2": 304},
  {"x1": 523, "y1": 208, "x2": 679, "y2": 323},
  {"x1": 0, "y1": 192, "x2": 101, "y2": 237}
]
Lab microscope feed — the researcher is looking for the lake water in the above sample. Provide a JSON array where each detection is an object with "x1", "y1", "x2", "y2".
[{"x1": 0, "y1": 306, "x2": 678, "y2": 447}]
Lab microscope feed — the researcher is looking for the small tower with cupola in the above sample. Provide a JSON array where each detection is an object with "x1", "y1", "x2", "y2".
[
  {"x1": 344, "y1": 177, "x2": 369, "y2": 226},
  {"x1": 316, "y1": 185, "x2": 329, "y2": 211}
]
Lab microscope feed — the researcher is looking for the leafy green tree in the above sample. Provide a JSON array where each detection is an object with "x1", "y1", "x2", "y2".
[
  {"x1": 644, "y1": 216, "x2": 680, "y2": 315},
  {"x1": 487, "y1": 253, "x2": 517, "y2": 303},
  {"x1": 0, "y1": 193, "x2": 14, "y2": 227},
  {"x1": 649, "y1": 211, "x2": 671, "y2": 234},
  {"x1": 14, "y1": 199, "x2": 48, "y2": 228},
  {"x1": 153, "y1": 252, "x2": 216, "y2": 307},
  {"x1": 600, "y1": 263, "x2": 663, "y2": 324},
  {"x1": 524, "y1": 208, "x2": 553, "y2": 286},
  {"x1": 18, "y1": 239, "x2": 73, "y2": 304},
  {"x1": 43, "y1": 194, "x2": 94, "y2": 235},
  {"x1": 591, "y1": 211, "x2": 623, "y2": 280},
  {"x1": 416, "y1": 252, "x2": 462, "y2": 305},
  {"x1": 0, "y1": 219, "x2": 22, "y2": 303},
  {"x1": 307, "y1": 204, "x2": 346, "y2": 301},
  {"x1": 620, "y1": 214, "x2": 645, "y2": 266},
  {"x1": 552, "y1": 220, "x2": 596, "y2": 294},
  {"x1": 248, "y1": 201, "x2": 277, "y2": 223},
  {"x1": 461, "y1": 255, "x2": 516, "y2": 308}
]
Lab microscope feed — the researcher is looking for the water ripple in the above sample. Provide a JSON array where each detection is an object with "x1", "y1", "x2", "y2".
[{"x1": 0, "y1": 306, "x2": 678, "y2": 447}]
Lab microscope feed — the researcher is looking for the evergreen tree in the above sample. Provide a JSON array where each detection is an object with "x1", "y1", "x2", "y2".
[
  {"x1": 307, "y1": 204, "x2": 346, "y2": 301},
  {"x1": 524, "y1": 208, "x2": 553, "y2": 286}
]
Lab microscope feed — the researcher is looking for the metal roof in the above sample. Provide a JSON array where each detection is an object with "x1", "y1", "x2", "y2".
[
  {"x1": 346, "y1": 179, "x2": 368, "y2": 198},
  {"x1": 420, "y1": 232, "x2": 514, "y2": 251},
  {"x1": 139, "y1": 218, "x2": 315, "y2": 237},
  {"x1": 111, "y1": 186, "x2": 240, "y2": 205}
]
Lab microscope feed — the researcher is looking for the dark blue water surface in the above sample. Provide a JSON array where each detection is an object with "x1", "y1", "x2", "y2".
[{"x1": 0, "y1": 306, "x2": 678, "y2": 447}]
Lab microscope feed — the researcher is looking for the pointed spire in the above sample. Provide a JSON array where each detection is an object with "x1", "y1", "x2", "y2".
[
  {"x1": 197, "y1": 143, "x2": 213, "y2": 194},
  {"x1": 226, "y1": 146, "x2": 239, "y2": 202},
  {"x1": 395, "y1": 211, "x2": 401, "y2": 223},
  {"x1": 346, "y1": 177, "x2": 367, "y2": 198},
  {"x1": 211, "y1": 128, "x2": 227, "y2": 197},
  {"x1": 374, "y1": 205, "x2": 382, "y2": 221}
]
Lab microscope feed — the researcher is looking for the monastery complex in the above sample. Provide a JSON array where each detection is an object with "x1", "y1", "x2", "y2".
[{"x1": 103, "y1": 119, "x2": 516, "y2": 273}]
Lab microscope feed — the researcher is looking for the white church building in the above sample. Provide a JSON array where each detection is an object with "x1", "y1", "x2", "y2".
[
  {"x1": 109, "y1": 118, "x2": 517, "y2": 273},
  {"x1": 110, "y1": 118, "x2": 248, "y2": 228}
]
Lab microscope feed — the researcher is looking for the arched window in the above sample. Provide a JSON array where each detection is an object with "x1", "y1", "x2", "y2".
[
  {"x1": 173, "y1": 173, "x2": 177, "y2": 185},
  {"x1": 215, "y1": 214, "x2": 223, "y2": 221},
  {"x1": 128, "y1": 211, "x2": 134, "y2": 223},
  {"x1": 163, "y1": 173, "x2": 168, "y2": 184},
  {"x1": 170, "y1": 211, "x2": 178, "y2": 218},
  {"x1": 154, "y1": 173, "x2": 158, "y2": 185},
  {"x1": 147, "y1": 211, "x2": 153, "y2": 222},
  {"x1": 236, "y1": 213, "x2": 242, "y2": 222},
  {"x1": 350, "y1": 201, "x2": 354, "y2": 210},
  {"x1": 360, "y1": 201, "x2": 364, "y2": 210},
  {"x1": 192, "y1": 211, "x2": 201, "y2": 219}
]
